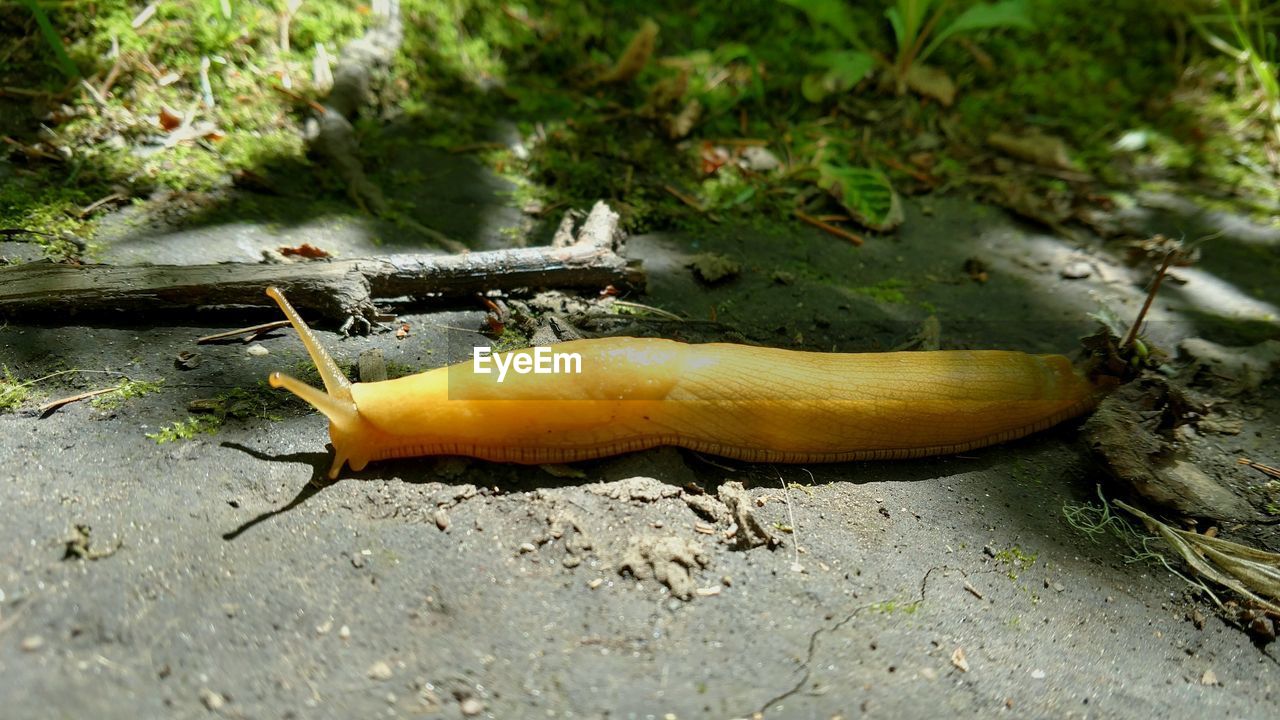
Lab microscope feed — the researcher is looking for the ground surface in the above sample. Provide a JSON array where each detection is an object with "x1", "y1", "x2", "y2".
[{"x1": 2, "y1": 155, "x2": 1279, "y2": 719}]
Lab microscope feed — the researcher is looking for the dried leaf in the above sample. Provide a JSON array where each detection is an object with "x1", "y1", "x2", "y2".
[
  {"x1": 988, "y1": 131, "x2": 1080, "y2": 171},
  {"x1": 278, "y1": 243, "x2": 331, "y2": 259},
  {"x1": 158, "y1": 106, "x2": 183, "y2": 131},
  {"x1": 597, "y1": 18, "x2": 659, "y2": 85},
  {"x1": 904, "y1": 64, "x2": 956, "y2": 106}
]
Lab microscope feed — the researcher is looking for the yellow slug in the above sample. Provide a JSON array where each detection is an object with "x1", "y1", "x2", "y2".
[{"x1": 265, "y1": 287, "x2": 1101, "y2": 479}]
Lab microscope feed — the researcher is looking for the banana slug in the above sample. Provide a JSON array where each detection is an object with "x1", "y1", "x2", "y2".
[{"x1": 265, "y1": 287, "x2": 1101, "y2": 479}]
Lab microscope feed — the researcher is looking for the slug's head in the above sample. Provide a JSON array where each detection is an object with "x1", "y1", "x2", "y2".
[{"x1": 265, "y1": 286, "x2": 371, "y2": 479}]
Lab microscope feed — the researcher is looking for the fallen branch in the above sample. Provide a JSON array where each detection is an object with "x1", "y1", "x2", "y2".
[{"x1": 0, "y1": 202, "x2": 641, "y2": 332}]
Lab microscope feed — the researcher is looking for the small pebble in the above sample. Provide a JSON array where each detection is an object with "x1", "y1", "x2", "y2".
[
  {"x1": 199, "y1": 688, "x2": 225, "y2": 711},
  {"x1": 339, "y1": 625, "x2": 351, "y2": 640},
  {"x1": 316, "y1": 620, "x2": 333, "y2": 636},
  {"x1": 433, "y1": 508, "x2": 450, "y2": 531},
  {"x1": 518, "y1": 542, "x2": 537, "y2": 554},
  {"x1": 20, "y1": 635, "x2": 43, "y2": 652},
  {"x1": 460, "y1": 697, "x2": 484, "y2": 716},
  {"x1": 367, "y1": 661, "x2": 394, "y2": 681},
  {"x1": 1201, "y1": 670, "x2": 1218, "y2": 686},
  {"x1": 1031, "y1": 669, "x2": 1046, "y2": 680},
  {"x1": 246, "y1": 343, "x2": 269, "y2": 357},
  {"x1": 1060, "y1": 261, "x2": 1092, "y2": 279}
]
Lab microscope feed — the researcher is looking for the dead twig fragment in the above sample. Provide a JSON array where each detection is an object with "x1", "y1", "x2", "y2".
[
  {"x1": 271, "y1": 83, "x2": 327, "y2": 115},
  {"x1": 794, "y1": 210, "x2": 864, "y2": 246},
  {"x1": 195, "y1": 320, "x2": 292, "y2": 345},
  {"x1": 963, "y1": 580, "x2": 984, "y2": 600},
  {"x1": 37, "y1": 387, "x2": 118, "y2": 415},
  {"x1": 1238, "y1": 458, "x2": 1280, "y2": 480},
  {"x1": 1121, "y1": 249, "x2": 1177, "y2": 351},
  {"x1": 662, "y1": 184, "x2": 706, "y2": 212},
  {"x1": 0, "y1": 203, "x2": 639, "y2": 329}
]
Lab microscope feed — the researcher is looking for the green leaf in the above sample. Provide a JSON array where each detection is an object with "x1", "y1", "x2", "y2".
[
  {"x1": 801, "y1": 50, "x2": 874, "y2": 102},
  {"x1": 886, "y1": 0, "x2": 938, "y2": 52},
  {"x1": 885, "y1": 6, "x2": 907, "y2": 50},
  {"x1": 920, "y1": 0, "x2": 1035, "y2": 64},
  {"x1": 778, "y1": 0, "x2": 867, "y2": 49},
  {"x1": 817, "y1": 164, "x2": 903, "y2": 231},
  {"x1": 21, "y1": 0, "x2": 79, "y2": 80},
  {"x1": 801, "y1": 73, "x2": 829, "y2": 103},
  {"x1": 822, "y1": 49, "x2": 875, "y2": 87}
]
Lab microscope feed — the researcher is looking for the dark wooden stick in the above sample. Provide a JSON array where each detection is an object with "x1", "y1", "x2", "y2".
[
  {"x1": 0, "y1": 202, "x2": 641, "y2": 329},
  {"x1": 1121, "y1": 249, "x2": 1176, "y2": 351}
]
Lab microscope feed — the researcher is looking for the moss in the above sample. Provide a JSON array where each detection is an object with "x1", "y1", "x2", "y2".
[
  {"x1": 0, "y1": 367, "x2": 31, "y2": 412},
  {"x1": 993, "y1": 546, "x2": 1039, "y2": 580},
  {"x1": 849, "y1": 278, "x2": 911, "y2": 305},
  {"x1": 870, "y1": 598, "x2": 922, "y2": 615},
  {"x1": 494, "y1": 329, "x2": 531, "y2": 352},
  {"x1": 91, "y1": 378, "x2": 164, "y2": 411},
  {"x1": 146, "y1": 415, "x2": 220, "y2": 443}
]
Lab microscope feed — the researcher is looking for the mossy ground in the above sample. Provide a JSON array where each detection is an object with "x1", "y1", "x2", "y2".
[{"x1": 5, "y1": 0, "x2": 1275, "y2": 264}]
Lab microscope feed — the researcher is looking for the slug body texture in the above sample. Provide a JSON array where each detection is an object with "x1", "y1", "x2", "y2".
[{"x1": 265, "y1": 289, "x2": 1099, "y2": 479}]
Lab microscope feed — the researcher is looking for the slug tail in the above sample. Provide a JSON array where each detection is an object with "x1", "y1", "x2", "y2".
[
  {"x1": 265, "y1": 286, "x2": 352, "y2": 402},
  {"x1": 269, "y1": 371, "x2": 359, "y2": 431}
]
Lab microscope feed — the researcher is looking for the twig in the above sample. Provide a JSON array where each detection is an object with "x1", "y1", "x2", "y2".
[
  {"x1": 1238, "y1": 458, "x2": 1280, "y2": 480},
  {"x1": 78, "y1": 192, "x2": 129, "y2": 219},
  {"x1": 195, "y1": 320, "x2": 291, "y2": 344},
  {"x1": 0, "y1": 202, "x2": 639, "y2": 328},
  {"x1": 1121, "y1": 249, "x2": 1177, "y2": 351},
  {"x1": 2, "y1": 136, "x2": 62, "y2": 162},
  {"x1": 78, "y1": 78, "x2": 108, "y2": 109},
  {"x1": 662, "y1": 184, "x2": 705, "y2": 212},
  {"x1": 963, "y1": 580, "x2": 985, "y2": 600},
  {"x1": 611, "y1": 300, "x2": 683, "y2": 321},
  {"x1": 271, "y1": 83, "x2": 326, "y2": 115},
  {"x1": 794, "y1": 209, "x2": 864, "y2": 246},
  {"x1": 38, "y1": 387, "x2": 117, "y2": 414},
  {"x1": 0, "y1": 86, "x2": 55, "y2": 98},
  {"x1": 447, "y1": 141, "x2": 505, "y2": 154},
  {"x1": 877, "y1": 154, "x2": 936, "y2": 184},
  {"x1": 98, "y1": 52, "x2": 126, "y2": 97}
]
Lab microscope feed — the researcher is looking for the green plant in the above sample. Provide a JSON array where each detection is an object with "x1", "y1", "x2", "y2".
[
  {"x1": 887, "y1": 0, "x2": 1034, "y2": 87},
  {"x1": 782, "y1": 0, "x2": 1034, "y2": 102},
  {"x1": 1189, "y1": 0, "x2": 1280, "y2": 144},
  {"x1": 90, "y1": 378, "x2": 164, "y2": 410},
  {"x1": 21, "y1": 0, "x2": 79, "y2": 80},
  {"x1": 146, "y1": 415, "x2": 220, "y2": 443},
  {"x1": 779, "y1": 0, "x2": 876, "y2": 101},
  {"x1": 0, "y1": 366, "x2": 31, "y2": 411}
]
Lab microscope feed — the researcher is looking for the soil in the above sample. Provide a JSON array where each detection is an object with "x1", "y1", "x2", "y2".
[{"x1": 2, "y1": 148, "x2": 1279, "y2": 718}]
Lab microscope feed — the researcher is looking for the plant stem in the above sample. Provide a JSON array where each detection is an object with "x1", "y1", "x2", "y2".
[{"x1": 21, "y1": 0, "x2": 80, "y2": 81}]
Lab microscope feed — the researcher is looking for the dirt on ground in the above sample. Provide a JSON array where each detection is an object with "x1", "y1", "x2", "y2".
[{"x1": 2, "y1": 149, "x2": 1279, "y2": 718}]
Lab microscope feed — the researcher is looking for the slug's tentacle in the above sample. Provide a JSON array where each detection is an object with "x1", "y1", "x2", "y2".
[
  {"x1": 265, "y1": 286, "x2": 352, "y2": 401},
  {"x1": 265, "y1": 287, "x2": 363, "y2": 479},
  {"x1": 268, "y1": 371, "x2": 358, "y2": 429}
]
